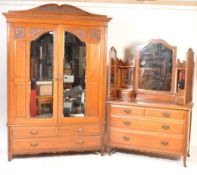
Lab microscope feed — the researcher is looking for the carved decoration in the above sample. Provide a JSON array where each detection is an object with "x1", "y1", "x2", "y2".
[
  {"x1": 22, "y1": 4, "x2": 97, "y2": 16},
  {"x1": 67, "y1": 29, "x2": 87, "y2": 41},
  {"x1": 30, "y1": 28, "x2": 51, "y2": 40},
  {"x1": 15, "y1": 27, "x2": 25, "y2": 39},
  {"x1": 90, "y1": 29, "x2": 101, "y2": 43}
]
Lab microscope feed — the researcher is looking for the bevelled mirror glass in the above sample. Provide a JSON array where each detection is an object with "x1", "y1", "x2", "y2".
[
  {"x1": 30, "y1": 32, "x2": 54, "y2": 118},
  {"x1": 63, "y1": 32, "x2": 86, "y2": 118},
  {"x1": 138, "y1": 42, "x2": 173, "y2": 92}
]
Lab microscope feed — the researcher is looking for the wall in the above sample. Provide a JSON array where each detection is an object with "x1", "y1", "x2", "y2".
[{"x1": 0, "y1": 0, "x2": 197, "y2": 149}]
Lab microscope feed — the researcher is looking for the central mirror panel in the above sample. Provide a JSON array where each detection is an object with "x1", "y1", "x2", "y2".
[
  {"x1": 139, "y1": 42, "x2": 173, "y2": 91},
  {"x1": 63, "y1": 32, "x2": 86, "y2": 118}
]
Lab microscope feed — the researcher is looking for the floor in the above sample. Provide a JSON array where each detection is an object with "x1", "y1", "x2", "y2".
[{"x1": 0, "y1": 124, "x2": 197, "y2": 175}]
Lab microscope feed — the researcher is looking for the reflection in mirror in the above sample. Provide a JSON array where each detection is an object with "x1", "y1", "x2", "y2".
[
  {"x1": 63, "y1": 32, "x2": 86, "y2": 118},
  {"x1": 30, "y1": 32, "x2": 54, "y2": 118},
  {"x1": 139, "y1": 42, "x2": 173, "y2": 91}
]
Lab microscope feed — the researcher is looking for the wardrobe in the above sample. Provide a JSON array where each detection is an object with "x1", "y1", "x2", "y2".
[{"x1": 4, "y1": 4, "x2": 111, "y2": 160}]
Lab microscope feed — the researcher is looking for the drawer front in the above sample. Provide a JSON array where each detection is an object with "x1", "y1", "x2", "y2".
[
  {"x1": 110, "y1": 105, "x2": 144, "y2": 116},
  {"x1": 110, "y1": 116, "x2": 184, "y2": 134},
  {"x1": 145, "y1": 108, "x2": 186, "y2": 119},
  {"x1": 59, "y1": 125, "x2": 102, "y2": 136},
  {"x1": 110, "y1": 129, "x2": 183, "y2": 152},
  {"x1": 11, "y1": 126, "x2": 57, "y2": 138},
  {"x1": 12, "y1": 136, "x2": 102, "y2": 153}
]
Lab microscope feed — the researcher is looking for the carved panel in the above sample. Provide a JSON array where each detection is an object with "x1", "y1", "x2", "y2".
[
  {"x1": 30, "y1": 28, "x2": 52, "y2": 40},
  {"x1": 90, "y1": 29, "x2": 101, "y2": 43},
  {"x1": 15, "y1": 27, "x2": 25, "y2": 39},
  {"x1": 67, "y1": 29, "x2": 87, "y2": 41}
]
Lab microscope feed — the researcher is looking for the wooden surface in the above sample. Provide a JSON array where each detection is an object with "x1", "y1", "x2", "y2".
[{"x1": 4, "y1": 3, "x2": 110, "y2": 159}]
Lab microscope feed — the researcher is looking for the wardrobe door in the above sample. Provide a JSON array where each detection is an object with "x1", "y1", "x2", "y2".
[
  {"x1": 58, "y1": 26, "x2": 105, "y2": 123},
  {"x1": 9, "y1": 24, "x2": 58, "y2": 124}
]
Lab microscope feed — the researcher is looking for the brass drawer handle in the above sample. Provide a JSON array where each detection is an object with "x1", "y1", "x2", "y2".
[
  {"x1": 123, "y1": 121, "x2": 131, "y2": 126},
  {"x1": 160, "y1": 141, "x2": 169, "y2": 146},
  {"x1": 76, "y1": 128, "x2": 84, "y2": 133},
  {"x1": 124, "y1": 109, "x2": 132, "y2": 114},
  {"x1": 161, "y1": 125, "x2": 170, "y2": 130},
  {"x1": 76, "y1": 139, "x2": 84, "y2": 144},
  {"x1": 30, "y1": 130, "x2": 39, "y2": 135},
  {"x1": 30, "y1": 142, "x2": 39, "y2": 147},
  {"x1": 122, "y1": 136, "x2": 130, "y2": 141},
  {"x1": 162, "y1": 112, "x2": 170, "y2": 118}
]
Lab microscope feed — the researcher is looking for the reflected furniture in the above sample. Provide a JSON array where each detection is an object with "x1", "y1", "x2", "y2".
[
  {"x1": 4, "y1": 4, "x2": 111, "y2": 160},
  {"x1": 107, "y1": 39, "x2": 194, "y2": 166}
]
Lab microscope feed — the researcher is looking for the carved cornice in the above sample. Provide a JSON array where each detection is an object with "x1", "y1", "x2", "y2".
[{"x1": 14, "y1": 27, "x2": 25, "y2": 39}]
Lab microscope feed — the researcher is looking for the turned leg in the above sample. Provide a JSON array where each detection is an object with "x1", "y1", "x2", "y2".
[
  {"x1": 101, "y1": 147, "x2": 105, "y2": 156},
  {"x1": 183, "y1": 155, "x2": 187, "y2": 167},
  {"x1": 107, "y1": 146, "x2": 112, "y2": 156},
  {"x1": 8, "y1": 153, "x2": 12, "y2": 161}
]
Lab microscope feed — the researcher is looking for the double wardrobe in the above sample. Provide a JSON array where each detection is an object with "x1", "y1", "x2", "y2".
[{"x1": 3, "y1": 3, "x2": 194, "y2": 167}]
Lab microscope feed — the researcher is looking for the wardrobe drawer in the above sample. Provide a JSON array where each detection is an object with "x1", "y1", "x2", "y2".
[
  {"x1": 12, "y1": 138, "x2": 59, "y2": 152},
  {"x1": 11, "y1": 126, "x2": 57, "y2": 139},
  {"x1": 110, "y1": 117, "x2": 184, "y2": 134},
  {"x1": 110, "y1": 105, "x2": 144, "y2": 116},
  {"x1": 12, "y1": 136, "x2": 102, "y2": 153},
  {"x1": 145, "y1": 108, "x2": 186, "y2": 119},
  {"x1": 110, "y1": 129, "x2": 183, "y2": 152},
  {"x1": 59, "y1": 125, "x2": 102, "y2": 136}
]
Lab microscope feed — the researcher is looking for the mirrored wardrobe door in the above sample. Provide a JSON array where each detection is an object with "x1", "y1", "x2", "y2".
[
  {"x1": 29, "y1": 28, "x2": 58, "y2": 121},
  {"x1": 60, "y1": 31, "x2": 86, "y2": 118}
]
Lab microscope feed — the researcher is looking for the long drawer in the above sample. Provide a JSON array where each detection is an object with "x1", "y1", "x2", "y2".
[
  {"x1": 11, "y1": 126, "x2": 58, "y2": 139},
  {"x1": 110, "y1": 104, "x2": 144, "y2": 116},
  {"x1": 59, "y1": 125, "x2": 102, "y2": 136},
  {"x1": 12, "y1": 136, "x2": 102, "y2": 153},
  {"x1": 145, "y1": 107, "x2": 187, "y2": 119},
  {"x1": 110, "y1": 129, "x2": 183, "y2": 153},
  {"x1": 110, "y1": 116, "x2": 184, "y2": 134}
]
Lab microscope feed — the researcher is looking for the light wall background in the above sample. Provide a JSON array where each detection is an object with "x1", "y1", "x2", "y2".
[{"x1": 0, "y1": 0, "x2": 197, "y2": 151}]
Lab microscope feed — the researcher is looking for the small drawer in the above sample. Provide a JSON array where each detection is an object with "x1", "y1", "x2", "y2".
[
  {"x1": 12, "y1": 138, "x2": 59, "y2": 153},
  {"x1": 145, "y1": 108, "x2": 186, "y2": 119},
  {"x1": 11, "y1": 126, "x2": 57, "y2": 139},
  {"x1": 110, "y1": 116, "x2": 184, "y2": 134},
  {"x1": 110, "y1": 129, "x2": 183, "y2": 152},
  {"x1": 59, "y1": 125, "x2": 102, "y2": 136},
  {"x1": 110, "y1": 104, "x2": 144, "y2": 116}
]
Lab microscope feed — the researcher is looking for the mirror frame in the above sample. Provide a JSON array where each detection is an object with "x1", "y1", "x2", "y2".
[{"x1": 135, "y1": 39, "x2": 177, "y2": 95}]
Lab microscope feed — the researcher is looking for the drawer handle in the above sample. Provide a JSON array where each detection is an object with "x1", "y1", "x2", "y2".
[
  {"x1": 162, "y1": 112, "x2": 170, "y2": 118},
  {"x1": 122, "y1": 136, "x2": 130, "y2": 141},
  {"x1": 76, "y1": 128, "x2": 84, "y2": 133},
  {"x1": 123, "y1": 121, "x2": 131, "y2": 126},
  {"x1": 30, "y1": 142, "x2": 39, "y2": 147},
  {"x1": 76, "y1": 140, "x2": 84, "y2": 144},
  {"x1": 124, "y1": 109, "x2": 132, "y2": 114},
  {"x1": 161, "y1": 125, "x2": 170, "y2": 130},
  {"x1": 160, "y1": 141, "x2": 169, "y2": 146},
  {"x1": 30, "y1": 130, "x2": 39, "y2": 135}
]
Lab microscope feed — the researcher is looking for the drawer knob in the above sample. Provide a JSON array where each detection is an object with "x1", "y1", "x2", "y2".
[
  {"x1": 123, "y1": 121, "x2": 131, "y2": 126},
  {"x1": 30, "y1": 130, "x2": 39, "y2": 135},
  {"x1": 76, "y1": 139, "x2": 84, "y2": 144},
  {"x1": 76, "y1": 128, "x2": 84, "y2": 133},
  {"x1": 160, "y1": 141, "x2": 169, "y2": 146},
  {"x1": 124, "y1": 109, "x2": 132, "y2": 114},
  {"x1": 30, "y1": 142, "x2": 39, "y2": 147},
  {"x1": 162, "y1": 112, "x2": 170, "y2": 118},
  {"x1": 161, "y1": 125, "x2": 170, "y2": 130},
  {"x1": 122, "y1": 136, "x2": 130, "y2": 141}
]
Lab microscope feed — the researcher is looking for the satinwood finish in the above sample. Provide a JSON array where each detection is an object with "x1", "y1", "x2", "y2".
[
  {"x1": 4, "y1": 4, "x2": 111, "y2": 160},
  {"x1": 107, "y1": 40, "x2": 194, "y2": 167}
]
